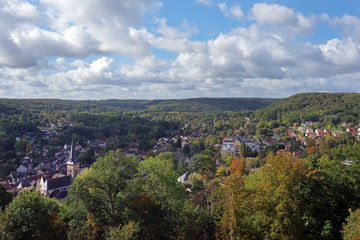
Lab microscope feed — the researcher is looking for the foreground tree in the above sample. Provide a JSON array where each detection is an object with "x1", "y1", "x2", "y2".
[
  {"x1": 342, "y1": 209, "x2": 360, "y2": 240},
  {"x1": 139, "y1": 153, "x2": 212, "y2": 239},
  {"x1": 69, "y1": 150, "x2": 138, "y2": 228},
  {"x1": 0, "y1": 184, "x2": 12, "y2": 210},
  {"x1": 251, "y1": 151, "x2": 311, "y2": 239},
  {"x1": 0, "y1": 190, "x2": 65, "y2": 240},
  {"x1": 216, "y1": 151, "x2": 313, "y2": 239}
]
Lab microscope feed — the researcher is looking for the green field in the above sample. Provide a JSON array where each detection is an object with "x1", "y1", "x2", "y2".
[{"x1": 0, "y1": 131, "x2": 5, "y2": 135}]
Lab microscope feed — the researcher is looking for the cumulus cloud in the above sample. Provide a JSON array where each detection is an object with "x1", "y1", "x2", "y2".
[
  {"x1": 142, "y1": 17, "x2": 205, "y2": 53},
  {"x1": 1, "y1": 1, "x2": 360, "y2": 99},
  {"x1": 0, "y1": 0, "x2": 162, "y2": 68},
  {"x1": 218, "y1": 3, "x2": 244, "y2": 20},
  {"x1": 250, "y1": 3, "x2": 318, "y2": 36},
  {"x1": 331, "y1": 14, "x2": 360, "y2": 41}
]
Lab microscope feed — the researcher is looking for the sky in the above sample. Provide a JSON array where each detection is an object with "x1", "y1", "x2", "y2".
[{"x1": 0, "y1": 0, "x2": 360, "y2": 100}]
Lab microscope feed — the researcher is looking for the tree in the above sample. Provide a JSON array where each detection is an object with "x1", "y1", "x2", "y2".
[
  {"x1": 1, "y1": 190, "x2": 65, "y2": 240},
  {"x1": 342, "y1": 209, "x2": 360, "y2": 240},
  {"x1": 107, "y1": 221, "x2": 140, "y2": 240},
  {"x1": 239, "y1": 142, "x2": 247, "y2": 158},
  {"x1": 230, "y1": 157, "x2": 246, "y2": 175},
  {"x1": 215, "y1": 171, "x2": 258, "y2": 239},
  {"x1": 14, "y1": 139, "x2": 30, "y2": 153},
  {"x1": 245, "y1": 151, "x2": 312, "y2": 239},
  {"x1": 139, "y1": 153, "x2": 211, "y2": 239},
  {"x1": 183, "y1": 143, "x2": 190, "y2": 154},
  {"x1": 0, "y1": 184, "x2": 12, "y2": 210},
  {"x1": 26, "y1": 143, "x2": 32, "y2": 154},
  {"x1": 189, "y1": 154, "x2": 202, "y2": 172},
  {"x1": 69, "y1": 150, "x2": 138, "y2": 227}
]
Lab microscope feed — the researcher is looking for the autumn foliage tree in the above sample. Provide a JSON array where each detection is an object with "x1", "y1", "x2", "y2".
[
  {"x1": 342, "y1": 209, "x2": 360, "y2": 240},
  {"x1": 230, "y1": 157, "x2": 246, "y2": 175},
  {"x1": 216, "y1": 151, "x2": 314, "y2": 240},
  {"x1": 251, "y1": 151, "x2": 312, "y2": 239}
]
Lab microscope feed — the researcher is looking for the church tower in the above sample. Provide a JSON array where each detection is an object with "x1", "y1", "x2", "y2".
[{"x1": 66, "y1": 137, "x2": 80, "y2": 178}]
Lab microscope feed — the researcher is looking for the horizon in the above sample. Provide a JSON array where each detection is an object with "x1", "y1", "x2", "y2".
[
  {"x1": 1, "y1": 91, "x2": 359, "y2": 101},
  {"x1": 0, "y1": 0, "x2": 360, "y2": 99}
]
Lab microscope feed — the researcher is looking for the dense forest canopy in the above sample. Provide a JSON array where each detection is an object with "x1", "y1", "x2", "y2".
[
  {"x1": 254, "y1": 93, "x2": 360, "y2": 125},
  {"x1": 0, "y1": 97, "x2": 279, "y2": 113}
]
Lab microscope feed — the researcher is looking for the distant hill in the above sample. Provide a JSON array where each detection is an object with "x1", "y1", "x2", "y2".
[
  {"x1": 86, "y1": 98, "x2": 279, "y2": 112},
  {"x1": 0, "y1": 98, "x2": 278, "y2": 113},
  {"x1": 254, "y1": 93, "x2": 360, "y2": 124}
]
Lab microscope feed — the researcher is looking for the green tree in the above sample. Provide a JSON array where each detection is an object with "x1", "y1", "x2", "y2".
[
  {"x1": 139, "y1": 153, "x2": 211, "y2": 239},
  {"x1": 239, "y1": 142, "x2": 247, "y2": 159},
  {"x1": 14, "y1": 139, "x2": 30, "y2": 153},
  {"x1": 1, "y1": 190, "x2": 65, "y2": 240},
  {"x1": 107, "y1": 221, "x2": 140, "y2": 240},
  {"x1": 69, "y1": 150, "x2": 138, "y2": 227},
  {"x1": 0, "y1": 184, "x2": 12, "y2": 210}
]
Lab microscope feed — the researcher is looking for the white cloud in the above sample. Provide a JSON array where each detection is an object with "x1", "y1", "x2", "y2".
[
  {"x1": 319, "y1": 38, "x2": 360, "y2": 73},
  {"x1": 218, "y1": 3, "x2": 244, "y2": 20},
  {"x1": 195, "y1": 0, "x2": 212, "y2": 6},
  {"x1": 1, "y1": 1, "x2": 360, "y2": 99},
  {"x1": 2, "y1": 0, "x2": 39, "y2": 19},
  {"x1": 332, "y1": 14, "x2": 360, "y2": 41},
  {"x1": 251, "y1": 3, "x2": 317, "y2": 35},
  {"x1": 0, "y1": 0, "x2": 162, "y2": 68},
  {"x1": 142, "y1": 18, "x2": 205, "y2": 53}
]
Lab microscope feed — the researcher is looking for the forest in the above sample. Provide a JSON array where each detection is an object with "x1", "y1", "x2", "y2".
[{"x1": 1, "y1": 93, "x2": 360, "y2": 239}]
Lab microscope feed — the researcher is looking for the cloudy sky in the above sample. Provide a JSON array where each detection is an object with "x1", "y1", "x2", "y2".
[{"x1": 1, "y1": 0, "x2": 360, "y2": 99}]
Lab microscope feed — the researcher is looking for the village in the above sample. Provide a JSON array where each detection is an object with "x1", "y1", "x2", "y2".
[{"x1": 2, "y1": 116, "x2": 360, "y2": 201}]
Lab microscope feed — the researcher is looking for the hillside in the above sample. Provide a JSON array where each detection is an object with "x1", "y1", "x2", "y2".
[
  {"x1": 0, "y1": 97, "x2": 279, "y2": 113},
  {"x1": 254, "y1": 92, "x2": 360, "y2": 124},
  {"x1": 85, "y1": 98, "x2": 279, "y2": 112}
]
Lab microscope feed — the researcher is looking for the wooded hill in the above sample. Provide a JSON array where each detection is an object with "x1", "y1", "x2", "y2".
[
  {"x1": 253, "y1": 93, "x2": 360, "y2": 125},
  {"x1": 0, "y1": 97, "x2": 279, "y2": 113},
  {"x1": 84, "y1": 98, "x2": 279, "y2": 112}
]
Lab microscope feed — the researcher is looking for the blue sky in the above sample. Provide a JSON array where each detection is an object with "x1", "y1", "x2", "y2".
[{"x1": 0, "y1": 0, "x2": 360, "y2": 99}]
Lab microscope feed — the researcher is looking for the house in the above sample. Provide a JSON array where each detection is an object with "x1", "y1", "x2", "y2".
[
  {"x1": 333, "y1": 132, "x2": 342, "y2": 137},
  {"x1": 306, "y1": 132, "x2": 315, "y2": 138},
  {"x1": 221, "y1": 137, "x2": 236, "y2": 157},
  {"x1": 17, "y1": 178, "x2": 32, "y2": 189},
  {"x1": 128, "y1": 143, "x2": 139, "y2": 152},
  {"x1": 95, "y1": 150, "x2": 105, "y2": 158},
  {"x1": 317, "y1": 131, "x2": 327, "y2": 137},
  {"x1": 315, "y1": 129, "x2": 323, "y2": 135},
  {"x1": 287, "y1": 130, "x2": 296, "y2": 137},
  {"x1": 263, "y1": 139, "x2": 275, "y2": 145},
  {"x1": 347, "y1": 128, "x2": 357, "y2": 135},
  {"x1": 16, "y1": 165, "x2": 29, "y2": 173},
  {"x1": 177, "y1": 172, "x2": 196, "y2": 185},
  {"x1": 10, "y1": 172, "x2": 26, "y2": 183}
]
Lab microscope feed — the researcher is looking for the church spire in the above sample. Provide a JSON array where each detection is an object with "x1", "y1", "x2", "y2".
[
  {"x1": 66, "y1": 135, "x2": 80, "y2": 178},
  {"x1": 67, "y1": 136, "x2": 77, "y2": 164}
]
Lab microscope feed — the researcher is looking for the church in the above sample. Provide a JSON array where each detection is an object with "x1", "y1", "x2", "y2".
[{"x1": 40, "y1": 137, "x2": 80, "y2": 198}]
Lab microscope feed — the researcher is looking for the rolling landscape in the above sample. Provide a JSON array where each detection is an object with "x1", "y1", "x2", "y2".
[
  {"x1": 1, "y1": 93, "x2": 360, "y2": 239},
  {"x1": 1, "y1": 0, "x2": 360, "y2": 239}
]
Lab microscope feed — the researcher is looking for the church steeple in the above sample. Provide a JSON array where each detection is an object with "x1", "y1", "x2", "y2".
[
  {"x1": 66, "y1": 136, "x2": 80, "y2": 178},
  {"x1": 67, "y1": 136, "x2": 77, "y2": 164}
]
